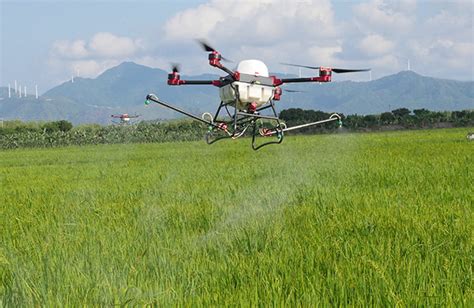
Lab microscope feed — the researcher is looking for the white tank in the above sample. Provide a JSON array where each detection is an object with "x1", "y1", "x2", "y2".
[
  {"x1": 236, "y1": 59, "x2": 269, "y2": 77},
  {"x1": 219, "y1": 59, "x2": 274, "y2": 111}
]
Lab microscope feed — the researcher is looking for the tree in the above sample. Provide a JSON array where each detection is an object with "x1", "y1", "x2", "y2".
[
  {"x1": 363, "y1": 115, "x2": 378, "y2": 127},
  {"x1": 42, "y1": 120, "x2": 73, "y2": 133},
  {"x1": 380, "y1": 112, "x2": 395, "y2": 124},
  {"x1": 392, "y1": 108, "x2": 411, "y2": 118},
  {"x1": 57, "y1": 120, "x2": 73, "y2": 132},
  {"x1": 413, "y1": 108, "x2": 430, "y2": 117}
]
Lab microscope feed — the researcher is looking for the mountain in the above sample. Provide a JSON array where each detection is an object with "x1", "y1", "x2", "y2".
[
  {"x1": 275, "y1": 71, "x2": 473, "y2": 114},
  {"x1": 1, "y1": 62, "x2": 473, "y2": 124}
]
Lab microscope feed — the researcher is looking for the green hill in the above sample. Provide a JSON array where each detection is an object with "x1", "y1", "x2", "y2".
[{"x1": 1, "y1": 62, "x2": 472, "y2": 124}]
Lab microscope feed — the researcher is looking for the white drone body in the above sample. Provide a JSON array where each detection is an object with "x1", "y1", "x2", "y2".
[
  {"x1": 146, "y1": 40, "x2": 361, "y2": 149},
  {"x1": 219, "y1": 59, "x2": 275, "y2": 111}
]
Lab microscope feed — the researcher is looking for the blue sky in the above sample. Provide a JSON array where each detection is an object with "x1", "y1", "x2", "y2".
[{"x1": 1, "y1": 0, "x2": 473, "y2": 94}]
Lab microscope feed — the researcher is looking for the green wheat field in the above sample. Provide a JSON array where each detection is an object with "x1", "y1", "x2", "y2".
[{"x1": 1, "y1": 128, "x2": 473, "y2": 305}]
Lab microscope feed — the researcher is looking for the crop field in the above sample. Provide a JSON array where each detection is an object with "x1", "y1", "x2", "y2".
[{"x1": 1, "y1": 128, "x2": 473, "y2": 305}]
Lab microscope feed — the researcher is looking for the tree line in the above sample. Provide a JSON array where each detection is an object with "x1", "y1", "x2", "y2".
[
  {"x1": 1, "y1": 108, "x2": 473, "y2": 149},
  {"x1": 0, "y1": 120, "x2": 206, "y2": 149},
  {"x1": 279, "y1": 108, "x2": 474, "y2": 133}
]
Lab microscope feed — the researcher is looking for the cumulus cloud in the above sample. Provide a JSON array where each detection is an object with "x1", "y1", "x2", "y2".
[
  {"x1": 353, "y1": 0, "x2": 416, "y2": 34},
  {"x1": 47, "y1": 1, "x2": 474, "y2": 83},
  {"x1": 164, "y1": 0, "x2": 338, "y2": 42},
  {"x1": 358, "y1": 34, "x2": 394, "y2": 56},
  {"x1": 89, "y1": 32, "x2": 143, "y2": 58},
  {"x1": 52, "y1": 32, "x2": 143, "y2": 60},
  {"x1": 343, "y1": 0, "x2": 473, "y2": 79},
  {"x1": 50, "y1": 32, "x2": 145, "y2": 79},
  {"x1": 52, "y1": 40, "x2": 89, "y2": 59},
  {"x1": 162, "y1": 0, "x2": 342, "y2": 72}
]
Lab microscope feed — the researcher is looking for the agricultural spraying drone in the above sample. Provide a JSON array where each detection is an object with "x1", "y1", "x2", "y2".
[
  {"x1": 111, "y1": 113, "x2": 140, "y2": 125},
  {"x1": 145, "y1": 41, "x2": 370, "y2": 150}
]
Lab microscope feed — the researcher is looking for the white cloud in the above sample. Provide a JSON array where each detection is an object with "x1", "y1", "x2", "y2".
[
  {"x1": 51, "y1": 40, "x2": 89, "y2": 59},
  {"x1": 307, "y1": 45, "x2": 342, "y2": 66},
  {"x1": 49, "y1": 32, "x2": 146, "y2": 79},
  {"x1": 165, "y1": 0, "x2": 338, "y2": 43},
  {"x1": 89, "y1": 32, "x2": 143, "y2": 58},
  {"x1": 353, "y1": 0, "x2": 415, "y2": 35},
  {"x1": 162, "y1": 0, "x2": 341, "y2": 73},
  {"x1": 46, "y1": 1, "x2": 474, "y2": 83},
  {"x1": 358, "y1": 34, "x2": 394, "y2": 56},
  {"x1": 346, "y1": 0, "x2": 473, "y2": 79},
  {"x1": 52, "y1": 32, "x2": 143, "y2": 60},
  {"x1": 163, "y1": 2, "x2": 225, "y2": 40}
]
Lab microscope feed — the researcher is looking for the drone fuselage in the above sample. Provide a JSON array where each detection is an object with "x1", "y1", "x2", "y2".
[
  {"x1": 219, "y1": 59, "x2": 275, "y2": 111},
  {"x1": 149, "y1": 43, "x2": 369, "y2": 149},
  {"x1": 219, "y1": 75, "x2": 275, "y2": 111}
]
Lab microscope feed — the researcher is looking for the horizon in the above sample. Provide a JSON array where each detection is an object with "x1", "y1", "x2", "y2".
[{"x1": 2, "y1": 60, "x2": 470, "y2": 97}]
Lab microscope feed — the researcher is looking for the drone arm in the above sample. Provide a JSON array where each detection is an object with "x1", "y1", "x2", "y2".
[
  {"x1": 207, "y1": 51, "x2": 235, "y2": 77},
  {"x1": 168, "y1": 78, "x2": 223, "y2": 87},
  {"x1": 179, "y1": 80, "x2": 214, "y2": 85},
  {"x1": 278, "y1": 77, "x2": 329, "y2": 85},
  {"x1": 215, "y1": 64, "x2": 234, "y2": 77}
]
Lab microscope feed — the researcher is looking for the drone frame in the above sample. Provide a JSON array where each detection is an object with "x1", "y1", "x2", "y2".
[
  {"x1": 145, "y1": 41, "x2": 366, "y2": 150},
  {"x1": 145, "y1": 94, "x2": 341, "y2": 150}
]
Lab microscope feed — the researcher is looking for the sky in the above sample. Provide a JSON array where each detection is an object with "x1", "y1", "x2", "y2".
[{"x1": 1, "y1": 0, "x2": 473, "y2": 94}]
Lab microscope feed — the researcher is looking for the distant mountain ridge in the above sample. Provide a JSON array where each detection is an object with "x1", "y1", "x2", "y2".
[{"x1": 1, "y1": 61, "x2": 472, "y2": 124}]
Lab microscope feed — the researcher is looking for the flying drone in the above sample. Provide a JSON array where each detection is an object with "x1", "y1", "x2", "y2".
[
  {"x1": 145, "y1": 41, "x2": 370, "y2": 150},
  {"x1": 111, "y1": 113, "x2": 140, "y2": 125}
]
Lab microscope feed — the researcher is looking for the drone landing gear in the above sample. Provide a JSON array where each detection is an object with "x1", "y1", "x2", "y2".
[
  {"x1": 146, "y1": 94, "x2": 286, "y2": 150},
  {"x1": 145, "y1": 94, "x2": 341, "y2": 150},
  {"x1": 204, "y1": 99, "x2": 286, "y2": 150}
]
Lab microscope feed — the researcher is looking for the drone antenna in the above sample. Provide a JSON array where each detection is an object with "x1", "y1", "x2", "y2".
[
  {"x1": 24, "y1": 86, "x2": 27, "y2": 97},
  {"x1": 14, "y1": 80, "x2": 17, "y2": 93},
  {"x1": 8, "y1": 84, "x2": 11, "y2": 98}
]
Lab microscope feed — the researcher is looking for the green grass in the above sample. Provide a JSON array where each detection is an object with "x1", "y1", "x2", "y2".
[{"x1": 1, "y1": 128, "x2": 473, "y2": 306}]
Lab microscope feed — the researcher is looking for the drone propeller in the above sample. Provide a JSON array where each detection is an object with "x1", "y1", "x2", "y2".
[
  {"x1": 284, "y1": 89, "x2": 306, "y2": 93},
  {"x1": 197, "y1": 39, "x2": 233, "y2": 62},
  {"x1": 171, "y1": 63, "x2": 180, "y2": 73},
  {"x1": 281, "y1": 62, "x2": 370, "y2": 73},
  {"x1": 198, "y1": 40, "x2": 216, "y2": 53},
  {"x1": 332, "y1": 68, "x2": 371, "y2": 74}
]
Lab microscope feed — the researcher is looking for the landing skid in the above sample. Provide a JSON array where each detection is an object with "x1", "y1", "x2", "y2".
[{"x1": 145, "y1": 94, "x2": 341, "y2": 150}]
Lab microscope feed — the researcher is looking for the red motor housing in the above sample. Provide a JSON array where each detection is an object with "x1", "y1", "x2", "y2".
[
  {"x1": 168, "y1": 71, "x2": 181, "y2": 85},
  {"x1": 273, "y1": 86, "x2": 282, "y2": 100},
  {"x1": 208, "y1": 51, "x2": 222, "y2": 67},
  {"x1": 319, "y1": 68, "x2": 332, "y2": 82}
]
